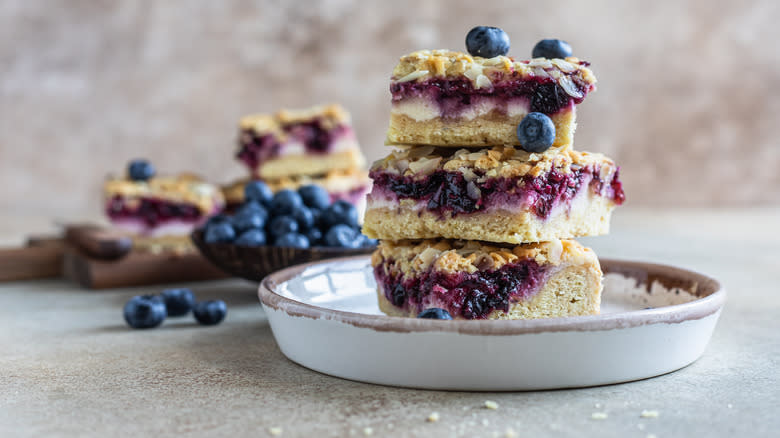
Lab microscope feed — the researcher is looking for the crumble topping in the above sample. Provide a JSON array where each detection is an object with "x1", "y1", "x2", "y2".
[
  {"x1": 392, "y1": 49, "x2": 597, "y2": 92},
  {"x1": 371, "y1": 145, "x2": 617, "y2": 181},
  {"x1": 372, "y1": 239, "x2": 595, "y2": 275},
  {"x1": 239, "y1": 103, "x2": 350, "y2": 135},
  {"x1": 104, "y1": 174, "x2": 224, "y2": 214}
]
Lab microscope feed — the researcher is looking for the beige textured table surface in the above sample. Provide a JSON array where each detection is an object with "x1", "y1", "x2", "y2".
[{"x1": 1, "y1": 208, "x2": 778, "y2": 437}]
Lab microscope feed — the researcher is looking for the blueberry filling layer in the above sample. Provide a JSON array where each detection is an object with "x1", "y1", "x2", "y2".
[
  {"x1": 369, "y1": 166, "x2": 624, "y2": 219},
  {"x1": 390, "y1": 76, "x2": 593, "y2": 116},
  {"x1": 236, "y1": 120, "x2": 351, "y2": 172},
  {"x1": 106, "y1": 196, "x2": 203, "y2": 227},
  {"x1": 375, "y1": 258, "x2": 549, "y2": 319}
]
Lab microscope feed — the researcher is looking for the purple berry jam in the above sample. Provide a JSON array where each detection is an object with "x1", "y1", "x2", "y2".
[
  {"x1": 390, "y1": 74, "x2": 594, "y2": 116},
  {"x1": 236, "y1": 119, "x2": 351, "y2": 174},
  {"x1": 369, "y1": 166, "x2": 624, "y2": 219},
  {"x1": 375, "y1": 258, "x2": 549, "y2": 319},
  {"x1": 106, "y1": 196, "x2": 203, "y2": 227}
]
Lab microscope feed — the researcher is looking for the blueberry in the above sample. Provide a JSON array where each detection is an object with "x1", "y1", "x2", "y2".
[
  {"x1": 235, "y1": 229, "x2": 267, "y2": 246},
  {"x1": 232, "y1": 208, "x2": 267, "y2": 233},
  {"x1": 275, "y1": 232, "x2": 310, "y2": 249},
  {"x1": 123, "y1": 295, "x2": 167, "y2": 328},
  {"x1": 269, "y1": 189, "x2": 303, "y2": 216},
  {"x1": 321, "y1": 200, "x2": 359, "y2": 228},
  {"x1": 325, "y1": 224, "x2": 361, "y2": 248},
  {"x1": 268, "y1": 215, "x2": 299, "y2": 237},
  {"x1": 161, "y1": 288, "x2": 195, "y2": 317},
  {"x1": 298, "y1": 185, "x2": 331, "y2": 210},
  {"x1": 204, "y1": 213, "x2": 229, "y2": 228},
  {"x1": 531, "y1": 39, "x2": 572, "y2": 59},
  {"x1": 358, "y1": 234, "x2": 378, "y2": 248},
  {"x1": 305, "y1": 228, "x2": 323, "y2": 246},
  {"x1": 310, "y1": 207, "x2": 323, "y2": 227},
  {"x1": 465, "y1": 26, "x2": 510, "y2": 58},
  {"x1": 516, "y1": 112, "x2": 556, "y2": 153},
  {"x1": 292, "y1": 206, "x2": 315, "y2": 230},
  {"x1": 237, "y1": 200, "x2": 265, "y2": 215},
  {"x1": 193, "y1": 300, "x2": 227, "y2": 325},
  {"x1": 244, "y1": 180, "x2": 274, "y2": 206},
  {"x1": 127, "y1": 159, "x2": 155, "y2": 181},
  {"x1": 204, "y1": 221, "x2": 236, "y2": 243},
  {"x1": 417, "y1": 308, "x2": 453, "y2": 320}
]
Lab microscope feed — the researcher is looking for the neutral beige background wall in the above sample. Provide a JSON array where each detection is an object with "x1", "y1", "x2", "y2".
[{"x1": 2, "y1": 0, "x2": 779, "y2": 219}]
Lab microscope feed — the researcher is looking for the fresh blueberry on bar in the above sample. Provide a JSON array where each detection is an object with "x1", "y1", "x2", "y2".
[
  {"x1": 298, "y1": 185, "x2": 331, "y2": 210},
  {"x1": 124, "y1": 295, "x2": 167, "y2": 328},
  {"x1": 532, "y1": 38, "x2": 572, "y2": 59},
  {"x1": 275, "y1": 232, "x2": 310, "y2": 249},
  {"x1": 268, "y1": 215, "x2": 299, "y2": 237},
  {"x1": 204, "y1": 221, "x2": 236, "y2": 243},
  {"x1": 235, "y1": 229, "x2": 267, "y2": 246},
  {"x1": 417, "y1": 308, "x2": 453, "y2": 320},
  {"x1": 270, "y1": 189, "x2": 303, "y2": 216},
  {"x1": 465, "y1": 26, "x2": 510, "y2": 58},
  {"x1": 516, "y1": 112, "x2": 556, "y2": 153},
  {"x1": 244, "y1": 180, "x2": 274, "y2": 206},
  {"x1": 161, "y1": 288, "x2": 195, "y2": 317},
  {"x1": 322, "y1": 200, "x2": 359, "y2": 228},
  {"x1": 127, "y1": 159, "x2": 155, "y2": 182},
  {"x1": 325, "y1": 224, "x2": 361, "y2": 248},
  {"x1": 193, "y1": 300, "x2": 227, "y2": 326}
]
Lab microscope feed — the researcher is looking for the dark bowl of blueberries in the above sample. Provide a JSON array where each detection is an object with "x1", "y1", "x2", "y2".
[{"x1": 191, "y1": 181, "x2": 377, "y2": 282}]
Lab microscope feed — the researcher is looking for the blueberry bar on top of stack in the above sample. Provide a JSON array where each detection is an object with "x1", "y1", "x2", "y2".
[
  {"x1": 225, "y1": 104, "x2": 371, "y2": 212},
  {"x1": 364, "y1": 27, "x2": 625, "y2": 320}
]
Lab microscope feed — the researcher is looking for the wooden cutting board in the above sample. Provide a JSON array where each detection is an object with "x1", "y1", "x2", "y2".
[{"x1": 0, "y1": 224, "x2": 228, "y2": 288}]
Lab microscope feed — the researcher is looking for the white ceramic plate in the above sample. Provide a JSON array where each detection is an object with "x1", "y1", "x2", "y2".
[{"x1": 259, "y1": 257, "x2": 724, "y2": 391}]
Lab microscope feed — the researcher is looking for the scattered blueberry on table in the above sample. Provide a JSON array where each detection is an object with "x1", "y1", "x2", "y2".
[
  {"x1": 161, "y1": 288, "x2": 195, "y2": 316},
  {"x1": 199, "y1": 183, "x2": 375, "y2": 249},
  {"x1": 193, "y1": 300, "x2": 228, "y2": 326},
  {"x1": 417, "y1": 308, "x2": 453, "y2": 320},
  {"x1": 531, "y1": 38, "x2": 573, "y2": 59},
  {"x1": 465, "y1": 26, "x2": 510, "y2": 58},
  {"x1": 123, "y1": 295, "x2": 167, "y2": 328},
  {"x1": 517, "y1": 112, "x2": 556, "y2": 153},
  {"x1": 124, "y1": 290, "x2": 227, "y2": 329}
]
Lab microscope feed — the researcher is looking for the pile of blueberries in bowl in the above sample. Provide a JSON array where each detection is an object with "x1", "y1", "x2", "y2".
[{"x1": 192, "y1": 181, "x2": 377, "y2": 282}]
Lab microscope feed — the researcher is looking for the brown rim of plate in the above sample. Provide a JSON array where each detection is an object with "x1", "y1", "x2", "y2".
[{"x1": 258, "y1": 256, "x2": 726, "y2": 335}]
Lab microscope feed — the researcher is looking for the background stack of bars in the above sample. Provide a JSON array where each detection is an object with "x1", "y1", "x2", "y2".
[
  {"x1": 363, "y1": 44, "x2": 625, "y2": 320},
  {"x1": 222, "y1": 104, "x2": 372, "y2": 213}
]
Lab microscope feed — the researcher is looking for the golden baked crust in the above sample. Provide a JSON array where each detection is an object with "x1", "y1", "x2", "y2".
[
  {"x1": 371, "y1": 145, "x2": 617, "y2": 181},
  {"x1": 372, "y1": 239, "x2": 592, "y2": 275},
  {"x1": 255, "y1": 148, "x2": 366, "y2": 179},
  {"x1": 392, "y1": 50, "x2": 597, "y2": 93},
  {"x1": 239, "y1": 103, "x2": 351, "y2": 135},
  {"x1": 104, "y1": 174, "x2": 225, "y2": 214},
  {"x1": 222, "y1": 168, "x2": 371, "y2": 204},
  {"x1": 363, "y1": 194, "x2": 614, "y2": 244},
  {"x1": 386, "y1": 108, "x2": 576, "y2": 148}
]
